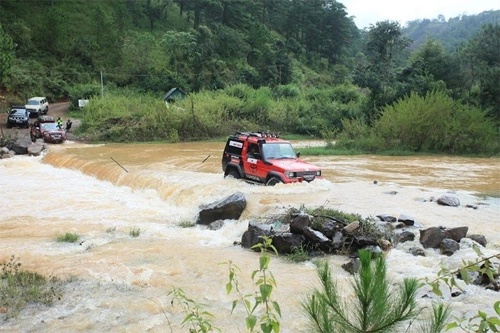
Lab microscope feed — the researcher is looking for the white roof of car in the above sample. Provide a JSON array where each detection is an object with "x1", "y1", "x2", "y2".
[{"x1": 28, "y1": 97, "x2": 46, "y2": 101}]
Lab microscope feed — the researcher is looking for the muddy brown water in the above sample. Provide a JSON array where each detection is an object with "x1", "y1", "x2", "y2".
[{"x1": 1, "y1": 140, "x2": 499, "y2": 332}]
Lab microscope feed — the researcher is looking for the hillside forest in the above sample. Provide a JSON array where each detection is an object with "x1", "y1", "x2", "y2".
[{"x1": 0, "y1": 0, "x2": 499, "y2": 154}]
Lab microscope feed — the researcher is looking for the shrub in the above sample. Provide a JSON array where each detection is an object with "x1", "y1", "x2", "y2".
[{"x1": 56, "y1": 232, "x2": 79, "y2": 243}]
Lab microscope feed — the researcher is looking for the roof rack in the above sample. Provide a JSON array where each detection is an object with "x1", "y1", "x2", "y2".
[{"x1": 234, "y1": 131, "x2": 280, "y2": 138}]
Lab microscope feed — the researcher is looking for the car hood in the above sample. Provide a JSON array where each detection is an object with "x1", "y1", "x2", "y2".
[
  {"x1": 267, "y1": 158, "x2": 320, "y2": 172},
  {"x1": 43, "y1": 130, "x2": 65, "y2": 135}
]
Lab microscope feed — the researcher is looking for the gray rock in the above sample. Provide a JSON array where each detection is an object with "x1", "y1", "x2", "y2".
[
  {"x1": 342, "y1": 221, "x2": 360, "y2": 235},
  {"x1": 440, "y1": 239, "x2": 460, "y2": 256},
  {"x1": 446, "y1": 226, "x2": 468, "y2": 242},
  {"x1": 398, "y1": 214, "x2": 415, "y2": 226},
  {"x1": 419, "y1": 226, "x2": 469, "y2": 249},
  {"x1": 28, "y1": 143, "x2": 45, "y2": 156},
  {"x1": 241, "y1": 221, "x2": 273, "y2": 251},
  {"x1": 437, "y1": 195, "x2": 461, "y2": 207},
  {"x1": 420, "y1": 227, "x2": 447, "y2": 248},
  {"x1": 289, "y1": 214, "x2": 311, "y2": 234},
  {"x1": 197, "y1": 192, "x2": 246, "y2": 225},
  {"x1": 207, "y1": 220, "x2": 224, "y2": 230},
  {"x1": 396, "y1": 231, "x2": 415, "y2": 244},
  {"x1": 272, "y1": 233, "x2": 306, "y2": 255},
  {"x1": 342, "y1": 258, "x2": 360, "y2": 275},
  {"x1": 408, "y1": 247, "x2": 426, "y2": 257},
  {"x1": 468, "y1": 234, "x2": 487, "y2": 247},
  {"x1": 376, "y1": 214, "x2": 397, "y2": 222},
  {"x1": 10, "y1": 138, "x2": 32, "y2": 155}
]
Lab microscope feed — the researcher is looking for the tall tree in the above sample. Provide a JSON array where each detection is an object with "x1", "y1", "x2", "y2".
[
  {"x1": 143, "y1": 0, "x2": 171, "y2": 31},
  {"x1": 0, "y1": 23, "x2": 14, "y2": 86},
  {"x1": 464, "y1": 24, "x2": 500, "y2": 121},
  {"x1": 354, "y1": 21, "x2": 411, "y2": 122}
]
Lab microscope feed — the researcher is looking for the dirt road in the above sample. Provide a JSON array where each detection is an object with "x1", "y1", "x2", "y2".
[{"x1": 0, "y1": 102, "x2": 81, "y2": 142}]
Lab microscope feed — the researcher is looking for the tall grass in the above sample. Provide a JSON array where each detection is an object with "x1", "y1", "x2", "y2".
[
  {"x1": 76, "y1": 84, "x2": 364, "y2": 142},
  {"x1": 0, "y1": 256, "x2": 64, "y2": 319}
]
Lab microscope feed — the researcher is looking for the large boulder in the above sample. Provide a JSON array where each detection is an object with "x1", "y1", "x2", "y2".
[
  {"x1": 419, "y1": 226, "x2": 469, "y2": 249},
  {"x1": 10, "y1": 138, "x2": 32, "y2": 155},
  {"x1": 28, "y1": 143, "x2": 46, "y2": 156},
  {"x1": 196, "y1": 192, "x2": 246, "y2": 225},
  {"x1": 241, "y1": 221, "x2": 273, "y2": 251},
  {"x1": 272, "y1": 233, "x2": 306, "y2": 254}
]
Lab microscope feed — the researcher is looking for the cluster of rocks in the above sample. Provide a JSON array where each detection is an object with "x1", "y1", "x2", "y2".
[
  {"x1": 0, "y1": 138, "x2": 47, "y2": 158},
  {"x1": 195, "y1": 191, "x2": 498, "y2": 291}
]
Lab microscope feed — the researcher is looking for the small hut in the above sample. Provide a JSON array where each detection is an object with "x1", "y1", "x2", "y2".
[{"x1": 162, "y1": 88, "x2": 186, "y2": 106}]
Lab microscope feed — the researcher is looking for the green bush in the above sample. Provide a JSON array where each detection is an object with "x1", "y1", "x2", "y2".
[
  {"x1": 56, "y1": 232, "x2": 79, "y2": 243},
  {"x1": 373, "y1": 90, "x2": 499, "y2": 154}
]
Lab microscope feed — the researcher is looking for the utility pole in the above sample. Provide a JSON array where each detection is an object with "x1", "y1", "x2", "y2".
[{"x1": 100, "y1": 71, "x2": 104, "y2": 97}]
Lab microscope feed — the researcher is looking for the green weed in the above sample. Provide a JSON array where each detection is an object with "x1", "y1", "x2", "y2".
[
  {"x1": 129, "y1": 228, "x2": 141, "y2": 237},
  {"x1": 56, "y1": 232, "x2": 79, "y2": 243},
  {"x1": 0, "y1": 256, "x2": 63, "y2": 319},
  {"x1": 177, "y1": 221, "x2": 195, "y2": 228}
]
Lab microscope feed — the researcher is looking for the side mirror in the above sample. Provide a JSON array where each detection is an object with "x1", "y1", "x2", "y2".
[{"x1": 296, "y1": 151, "x2": 301, "y2": 158}]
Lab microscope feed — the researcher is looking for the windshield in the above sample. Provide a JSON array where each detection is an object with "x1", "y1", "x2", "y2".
[
  {"x1": 262, "y1": 143, "x2": 296, "y2": 159},
  {"x1": 10, "y1": 109, "x2": 27, "y2": 115},
  {"x1": 40, "y1": 123, "x2": 60, "y2": 131},
  {"x1": 27, "y1": 100, "x2": 40, "y2": 105}
]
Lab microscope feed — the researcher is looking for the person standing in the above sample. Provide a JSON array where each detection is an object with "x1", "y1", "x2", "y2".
[
  {"x1": 57, "y1": 117, "x2": 63, "y2": 129},
  {"x1": 66, "y1": 119, "x2": 72, "y2": 131}
]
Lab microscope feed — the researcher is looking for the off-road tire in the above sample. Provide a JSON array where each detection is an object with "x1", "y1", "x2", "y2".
[
  {"x1": 225, "y1": 169, "x2": 240, "y2": 179},
  {"x1": 266, "y1": 176, "x2": 282, "y2": 186}
]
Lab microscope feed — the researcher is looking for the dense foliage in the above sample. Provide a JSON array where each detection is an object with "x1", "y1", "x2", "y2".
[{"x1": 0, "y1": 0, "x2": 498, "y2": 154}]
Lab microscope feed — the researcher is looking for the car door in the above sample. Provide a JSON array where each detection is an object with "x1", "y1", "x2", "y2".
[{"x1": 243, "y1": 143, "x2": 267, "y2": 182}]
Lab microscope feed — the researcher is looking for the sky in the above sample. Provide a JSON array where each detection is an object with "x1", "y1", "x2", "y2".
[{"x1": 341, "y1": 0, "x2": 500, "y2": 29}]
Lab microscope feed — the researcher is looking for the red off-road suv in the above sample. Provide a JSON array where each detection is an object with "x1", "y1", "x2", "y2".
[{"x1": 222, "y1": 132, "x2": 322, "y2": 185}]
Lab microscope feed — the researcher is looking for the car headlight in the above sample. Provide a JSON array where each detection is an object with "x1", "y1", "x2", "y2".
[
  {"x1": 316, "y1": 170, "x2": 321, "y2": 176},
  {"x1": 284, "y1": 171, "x2": 296, "y2": 178}
]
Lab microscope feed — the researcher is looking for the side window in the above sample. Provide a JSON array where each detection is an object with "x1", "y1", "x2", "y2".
[{"x1": 248, "y1": 144, "x2": 261, "y2": 159}]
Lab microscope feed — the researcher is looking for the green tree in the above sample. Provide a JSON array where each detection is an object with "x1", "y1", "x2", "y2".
[
  {"x1": 143, "y1": 0, "x2": 170, "y2": 31},
  {"x1": 0, "y1": 22, "x2": 14, "y2": 86},
  {"x1": 353, "y1": 21, "x2": 411, "y2": 123},
  {"x1": 464, "y1": 24, "x2": 500, "y2": 121}
]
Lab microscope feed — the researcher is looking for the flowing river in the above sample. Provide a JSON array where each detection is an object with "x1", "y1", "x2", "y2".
[{"x1": 1, "y1": 140, "x2": 499, "y2": 332}]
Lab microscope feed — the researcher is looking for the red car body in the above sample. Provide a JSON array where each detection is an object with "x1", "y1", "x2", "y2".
[
  {"x1": 222, "y1": 132, "x2": 322, "y2": 185},
  {"x1": 38, "y1": 122, "x2": 67, "y2": 144}
]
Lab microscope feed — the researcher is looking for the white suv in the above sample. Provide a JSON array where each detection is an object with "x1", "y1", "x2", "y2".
[{"x1": 25, "y1": 97, "x2": 49, "y2": 117}]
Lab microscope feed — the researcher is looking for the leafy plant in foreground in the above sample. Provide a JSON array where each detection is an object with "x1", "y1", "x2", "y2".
[
  {"x1": 167, "y1": 287, "x2": 220, "y2": 333},
  {"x1": 223, "y1": 236, "x2": 282, "y2": 333},
  {"x1": 427, "y1": 245, "x2": 500, "y2": 332}
]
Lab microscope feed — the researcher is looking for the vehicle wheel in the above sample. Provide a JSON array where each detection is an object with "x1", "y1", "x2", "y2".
[
  {"x1": 225, "y1": 169, "x2": 240, "y2": 179},
  {"x1": 266, "y1": 177, "x2": 282, "y2": 186},
  {"x1": 6, "y1": 123, "x2": 12, "y2": 129}
]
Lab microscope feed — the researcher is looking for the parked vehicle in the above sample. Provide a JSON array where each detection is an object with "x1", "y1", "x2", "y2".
[
  {"x1": 31, "y1": 121, "x2": 67, "y2": 144},
  {"x1": 7, "y1": 106, "x2": 30, "y2": 128},
  {"x1": 221, "y1": 132, "x2": 322, "y2": 185},
  {"x1": 30, "y1": 115, "x2": 56, "y2": 142},
  {"x1": 25, "y1": 97, "x2": 49, "y2": 117}
]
